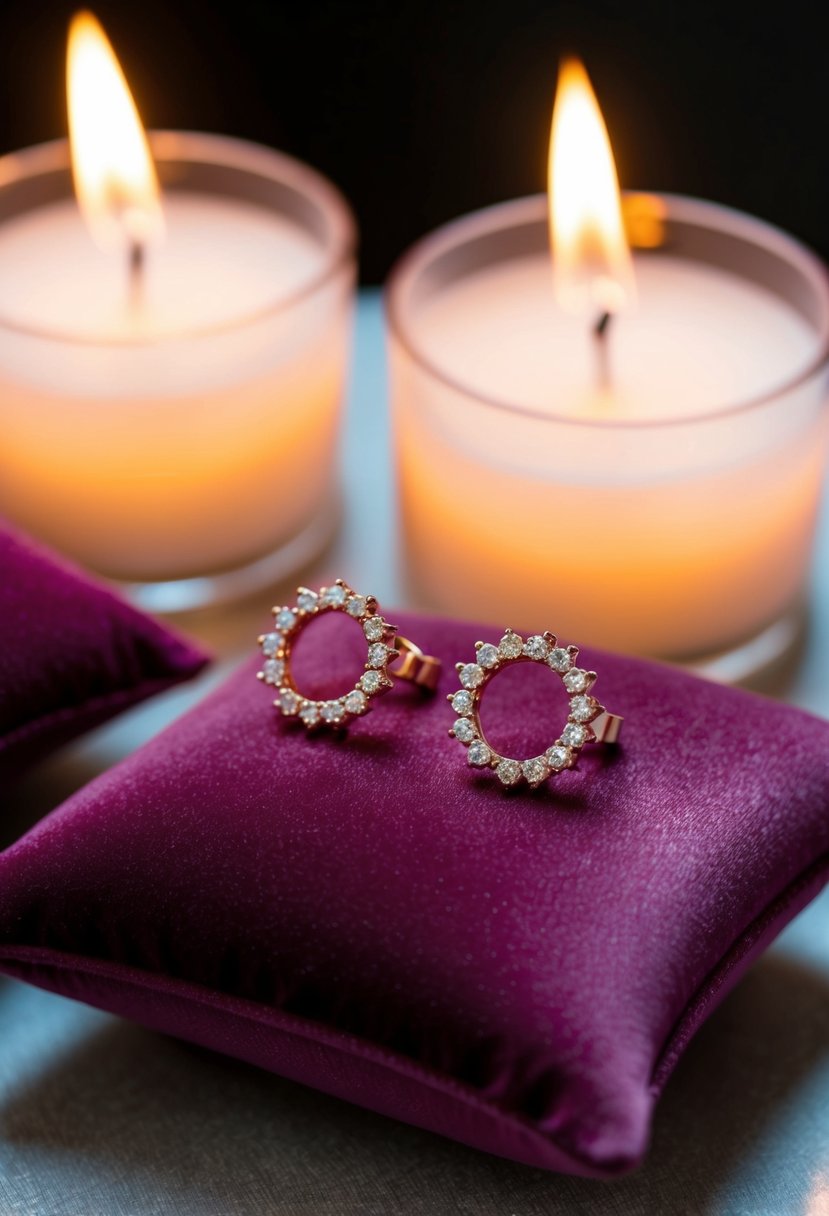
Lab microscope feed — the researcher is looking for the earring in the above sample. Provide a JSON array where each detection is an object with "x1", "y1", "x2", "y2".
[
  {"x1": 258, "y1": 578, "x2": 441, "y2": 730},
  {"x1": 448, "y1": 629, "x2": 622, "y2": 788}
]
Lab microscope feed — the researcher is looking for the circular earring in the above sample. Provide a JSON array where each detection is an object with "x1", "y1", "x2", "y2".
[
  {"x1": 258, "y1": 578, "x2": 441, "y2": 730},
  {"x1": 448, "y1": 629, "x2": 622, "y2": 788}
]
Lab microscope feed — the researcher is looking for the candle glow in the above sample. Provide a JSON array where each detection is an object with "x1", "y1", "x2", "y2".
[
  {"x1": 67, "y1": 10, "x2": 163, "y2": 255},
  {"x1": 0, "y1": 20, "x2": 355, "y2": 596},
  {"x1": 389, "y1": 59, "x2": 829, "y2": 663}
]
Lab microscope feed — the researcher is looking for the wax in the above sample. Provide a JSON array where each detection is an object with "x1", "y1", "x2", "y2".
[
  {"x1": 0, "y1": 194, "x2": 323, "y2": 342},
  {"x1": 417, "y1": 255, "x2": 815, "y2": 421}
]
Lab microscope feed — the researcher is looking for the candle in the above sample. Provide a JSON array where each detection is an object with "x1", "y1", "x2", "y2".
[
  {"x1": 387, "y1": 61, "x2": 829, "y2": 672},
  {"x1": 0, "y1": 14, "x2": 355, "y2": 610}
]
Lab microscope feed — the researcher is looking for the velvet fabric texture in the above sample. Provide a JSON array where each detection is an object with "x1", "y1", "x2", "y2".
[
  {"x1": 0, "y1": 525, "x2": 208, "y2": 782},
  {"x1": 0, "y1": 609, "x2": 827, "y2": 1176}
]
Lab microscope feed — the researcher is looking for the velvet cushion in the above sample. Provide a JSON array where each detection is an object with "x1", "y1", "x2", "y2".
[
  {"x1": 0, "y1": 524, "x2": 208, "y2": 781},
  {"x1": 0, "y1": 609, "x2": 826, "y2": 1177}
]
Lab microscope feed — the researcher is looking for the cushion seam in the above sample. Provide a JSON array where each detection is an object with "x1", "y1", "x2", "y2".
[
  {"x1": 647, "y1": 848, "x2": 829, "y2": 1093},
  {"x1": 1, "y1": 850, "x2": 824, "y2": 1170},
  {"x1": 0, "y1": 944, "x2": 609, "y2": 1175},
  {"x1": 1, "y1": 846, "x2": 821, "y2": 1167}
]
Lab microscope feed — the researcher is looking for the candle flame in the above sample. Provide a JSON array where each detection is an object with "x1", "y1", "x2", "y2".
[
  {"x1": 548, "y1": 58, "x2": 634, "y2": 317},
  {"x1": 67, "y1": 11, "x2": 163, "y2": 253}
]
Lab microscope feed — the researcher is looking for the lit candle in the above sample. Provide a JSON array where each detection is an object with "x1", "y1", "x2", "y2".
[
  {"x1": 388, "y1": 60, "x2": 829, "y2": 672},
  {"x1": 0, "y1": 13, "x2": 355, "y2": 609}
]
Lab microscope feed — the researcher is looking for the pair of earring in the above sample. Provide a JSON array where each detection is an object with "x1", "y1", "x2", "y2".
[{"x1": 257, "y1": 578, "x2": 621, "y2": 790}]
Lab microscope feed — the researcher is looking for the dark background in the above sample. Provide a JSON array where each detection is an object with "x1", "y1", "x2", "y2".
[{"x1": 0, "y1": 0, "x2": 826, "y2": 283}]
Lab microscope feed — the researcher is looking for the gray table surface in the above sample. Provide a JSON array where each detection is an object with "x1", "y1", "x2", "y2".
[{"x1": 2, "y1": 291, "x2": 828, "y2": 1216}]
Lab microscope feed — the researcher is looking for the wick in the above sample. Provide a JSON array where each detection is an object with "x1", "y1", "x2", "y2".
[
  {"x1": 592, "y1": 310, "x2": 613, "y2": 390},
  {"x1": 128, "y1": 239, "x2": 145, "y2": 311},
  {"x1": 594, "y1": 310, "x2": 612, "y2": 340}
]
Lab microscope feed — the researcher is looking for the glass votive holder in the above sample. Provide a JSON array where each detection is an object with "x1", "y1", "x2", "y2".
[
  {"x1": 0, "y1": 132, "x2": 356, "y2": 611},
  {"x1": 387, "y1": 193, "x2": 829, "y2": 678}
]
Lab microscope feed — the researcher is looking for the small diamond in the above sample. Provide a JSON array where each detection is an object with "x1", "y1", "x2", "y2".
[
  {"x1": 467, "y1": 741, "x2": 492, "y2": 767},
  {"x1": 368, "y1": 643, "x2": 390, "y2": 668},
  {"x1": 547, "y1": 647, "x2": 573, "y2": 673},
  {"x1": 321, "y1": 584, "x2": 347, "y2": 607},
  {"x1": 459, "y1": 663, "x2": 484, "y2": 689},
  {"x1": 262, "y1": 632, "x2": 282, "y2": 658},
  {"x1": 546, "y1": 744, "x2": 571, "y2": 771},
  {"x1": 563, "y1": 668, "x2": 588, "y2": 693},
  {"x1": 360, "y1": 670, "x2": 384, "y2": 694},
  {"x1": 279, "y1": 689, "x2": 299, "y2": 715},
  {"x1": 347, "y1": 596, "x2": 368, "y2": 618},
  {"x1": 496, "y1": 759, "x2": 522, "y2": 786},
  {"x1": 476, "y1": 643, "x2": 499, "y2": 669},
  {"x1": 451, "y1": 690, "x2": 474, "y2": 715},
  {"x1": 522, "y1": 756, "x2": 549, "y2": 786},
  {"x1": 300, "y1": 702, "x2": 320, "y2": 726},
  {"x1": 453, "y1": 718, "x2": 477, "y2": 743},
  {"x1": 322, "y1": 700, "x2": 345, "y2": 724},
  {"x1": 344, "y1": 689, "x2": 367, "y2": 714},
  {"x1": 275, "y1": 607, "x2": 297, "y2": 631},
  {"x1": 570, "y1": 694, "x2": 598, "y2": 723},
  {"x1": 523, "y1": 635, "x2": 549, "y2": 661},
  {"x1": 297, "y1": 588, "x2": 319, "y2": 613},
  {"x1": 364, "y1": 616, "x2": 385, "y2": 641},
  {"x1": 562, "y1": 723, "x2": 588, "y2": 747},
  {"x1": 499, "y1": 632, "x2": 523, "y2": 659},
  {"x1": 262, "y1": 658, "x2": 284, "y2": 685}
]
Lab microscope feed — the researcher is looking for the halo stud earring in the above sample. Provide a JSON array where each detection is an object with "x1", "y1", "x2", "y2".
[
  {"x1": 448, "y1": 629, "x2": 622, "y2": 788},
  {"x1": 258, "y1": 578, "x2": 441, "y2": 730}
]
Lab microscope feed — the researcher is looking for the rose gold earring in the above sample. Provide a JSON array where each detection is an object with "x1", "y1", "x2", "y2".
[
  {"x1": 448, "y1": 628, "x2": 622, "y2": 788},
  {"x1": 258, "y1": 578, "x2": 441, "y2": 729}
]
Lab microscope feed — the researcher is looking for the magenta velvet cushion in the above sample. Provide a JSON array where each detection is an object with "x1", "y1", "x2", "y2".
[
  {"x1": 0, "y1": 609, "x2": 827, "y2": 1176},
  {"x1": 0, "y1": 524, "x2": 208, "y2": 780}
]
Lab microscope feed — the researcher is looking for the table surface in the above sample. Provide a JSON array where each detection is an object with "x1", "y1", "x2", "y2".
[{"x1": 2, "y1": 291, "x2": 828, "y2": 1216}]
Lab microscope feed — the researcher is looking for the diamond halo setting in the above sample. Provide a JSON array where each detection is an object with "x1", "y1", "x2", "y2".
[
  {"x1": 258, "y1": 578, "x2": 401, "y2": 730},
  {"x1": 448, "y1": 628, "x2": 616, "y2": 789}
]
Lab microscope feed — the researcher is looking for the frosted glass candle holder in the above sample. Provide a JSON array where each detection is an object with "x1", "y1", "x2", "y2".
[
  {"x1": 0, "y1": 132, "x2": 356, "y2": 611},
  {"x1": 387, "y1": 193, "x2": 829, "y2": 676}
]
